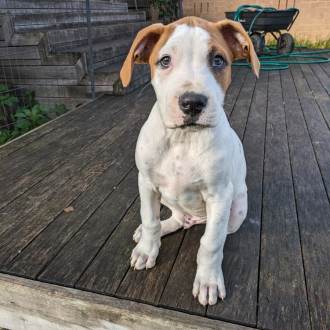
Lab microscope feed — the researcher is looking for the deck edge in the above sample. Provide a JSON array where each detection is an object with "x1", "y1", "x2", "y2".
[{"x1": 0, "y1": 273, "x2": 253, "y2": 330}]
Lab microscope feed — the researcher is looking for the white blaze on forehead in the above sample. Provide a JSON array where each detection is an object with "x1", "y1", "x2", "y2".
[{"x1": 158, "y1": 24, "x2": 211, "y2": 65}]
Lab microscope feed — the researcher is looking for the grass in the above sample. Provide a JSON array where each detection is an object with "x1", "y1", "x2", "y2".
[{"x1": 266, "y1": 36, "x2": 330, "y2": 49}]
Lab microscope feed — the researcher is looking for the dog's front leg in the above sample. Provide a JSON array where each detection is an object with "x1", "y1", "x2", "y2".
[
  {"x1": 131, "y1": 172, "x2": 161, "y2": 270},
  {"x1": 194, "y1": 183, "x2": 234, "y2": 306}
]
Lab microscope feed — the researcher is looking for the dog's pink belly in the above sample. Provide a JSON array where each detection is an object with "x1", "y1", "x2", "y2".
[
  {"x1": 183, "y1": 214, "x2": 207, "y2": 228},
  {"x1": 160, "y1": 192, "x2": 207, "y2": 229}
]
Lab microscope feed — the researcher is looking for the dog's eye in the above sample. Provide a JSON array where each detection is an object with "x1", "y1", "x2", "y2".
[
  {"x1": 212, "y1": 55, "x2": 226, "y2": 68},
  {"x1": 159, "y1": 55, "x2": 171, "y2": 68}
]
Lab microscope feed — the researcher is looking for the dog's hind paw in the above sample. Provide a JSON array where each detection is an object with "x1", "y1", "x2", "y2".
[{"x1": 133, "y1": 224, "x2": 142, "y2": 243}]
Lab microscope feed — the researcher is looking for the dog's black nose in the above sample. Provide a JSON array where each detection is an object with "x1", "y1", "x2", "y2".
[{"x1": 179, "y1": 92, "x2": 207, "y2": 116}]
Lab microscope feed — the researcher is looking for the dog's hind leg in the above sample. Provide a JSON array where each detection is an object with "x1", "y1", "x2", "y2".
[
  {"x1": 227, "y1": 192, "x2": 247, "y2": 234},
  {"x1": 133, "y1": 211, "x2": 183, "y2": 243}
]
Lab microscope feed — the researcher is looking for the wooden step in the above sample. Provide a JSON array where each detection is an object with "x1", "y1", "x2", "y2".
[
  {"x1": 2, "y1": 31, "x2": 44, "y2": 47},
  {"x1": 49, "y1": 20, "x2": 151, "y2": 52},
  {"x1": 34, "y1": 97, "x2": 92, "y2": 109},
  {"x1": 9, "y1": 12, "x2": 146, "y2": 33},
  {"x1": 81, "y1": 60, "x2": 149, "y2": 85},
  {"x1": 65, "y1": 37, "x2": 134, "y2": 70},
  {"x1": 16, "y1": 84, "x2": 110, "y2": 99},
  {"x1": 0, "y1": 0, "x2": 128, "y2": 14},
  {"x1": 0, "y1": 56, "x2": 87, "y2": 81},
  {"x1": 0, "y1": 49, "x2": 81, "y2": 66}
]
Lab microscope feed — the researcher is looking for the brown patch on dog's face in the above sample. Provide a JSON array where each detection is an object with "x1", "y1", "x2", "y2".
[
  {"x1": 147, "y1": 24, "x2": 176, "y2": 80},
  {"x1": 215, "y1": 19, "x2": 260, "y2": 77},
  {"x1": 206, "y1": 27, "x2": 234, "y2": 93}
]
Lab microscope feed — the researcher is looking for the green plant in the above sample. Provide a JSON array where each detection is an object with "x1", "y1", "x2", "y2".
[
  {"x1": 150, "y1": 0, "x2": 179, "y2": 22},
  {"x1": 0, "y1": 84, "x2": 19, "y2": 107},
  {"x1": 0, "y1": 86, "x2": 68, "y2": 145}
]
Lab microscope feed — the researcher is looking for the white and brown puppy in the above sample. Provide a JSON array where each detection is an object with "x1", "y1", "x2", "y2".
[{"x1": 120, "y1": 17, "x2": 260, "y2": 306}]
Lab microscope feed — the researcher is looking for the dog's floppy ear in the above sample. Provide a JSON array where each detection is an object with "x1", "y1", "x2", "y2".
[
  {"x1": 216, "y1": 19, "x2": 260, "y2": 77},
  {"x1": 120, "y1": 23, "x2": 165, "y2": 87}
]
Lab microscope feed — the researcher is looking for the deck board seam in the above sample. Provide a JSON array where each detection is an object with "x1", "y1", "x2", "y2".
[
  {"x1": 240, "y1": 73, "x2": 258, "y2": 142},
  {"x1": 255, "y1": 70, "x2": 269, "y2": 327}
]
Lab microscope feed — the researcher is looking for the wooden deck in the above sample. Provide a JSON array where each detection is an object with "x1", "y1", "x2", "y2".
[{"x1": 0, "y1": 57, "x2": 329, "y2": 329}]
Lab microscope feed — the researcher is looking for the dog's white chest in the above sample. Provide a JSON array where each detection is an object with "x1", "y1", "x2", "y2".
[{"x1": 147, "y1": 146, "x2": 208, "y2": 218}]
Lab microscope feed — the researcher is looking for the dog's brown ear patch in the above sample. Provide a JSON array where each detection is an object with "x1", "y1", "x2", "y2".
[
  {"x1": 216, "y1": 20, "x2": 260, "y2": 77},
  {"x1": 120, "y1": 23, "x2": 164, "y2": 87}
]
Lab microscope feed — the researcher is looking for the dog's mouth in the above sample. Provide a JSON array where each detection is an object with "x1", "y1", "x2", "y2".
[
  {"x1": 182, "y1": 115, "x2": 205, "y2": 127},
  {"x1": 179, "y1": 123, "x2": 209, "y2": 130},
  {"x1": 181, "y1": 115, "x2": 211, "y2": 129},
  {"x1": 186, "y1": 123, "x2": 198, "y2": 126}
]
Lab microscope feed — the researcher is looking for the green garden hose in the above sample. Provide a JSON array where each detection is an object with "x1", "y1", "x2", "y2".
[{"x1": 231, "y1": 5, "x2": 330, "y2": 70}]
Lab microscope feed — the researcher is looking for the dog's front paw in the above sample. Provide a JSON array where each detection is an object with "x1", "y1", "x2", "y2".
[
  {"x1": 192, "y1": 265, "x2": 226, "y2": 306},
  {"x1": 132, "y1": 224, "x2": 142, "y2": 243},
  {"x1": 130, "y1": 238, "x2": 160, "y2": 270}
]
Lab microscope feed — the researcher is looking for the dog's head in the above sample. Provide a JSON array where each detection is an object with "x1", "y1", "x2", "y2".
[{"x1": 120, "y1": 17, "x2": 260, "y2": 129}]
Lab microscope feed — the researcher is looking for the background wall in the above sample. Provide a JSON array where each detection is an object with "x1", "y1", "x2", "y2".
[{"x1": 182, "y1": 0, "x2": 329, "y2": 42}]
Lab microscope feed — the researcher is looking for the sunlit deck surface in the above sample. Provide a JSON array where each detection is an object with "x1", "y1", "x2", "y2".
[{"x1": 0, "y1": 56, "x2": 329, "y2": 329}]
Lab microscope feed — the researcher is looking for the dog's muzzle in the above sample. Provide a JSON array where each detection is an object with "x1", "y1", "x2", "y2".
[{"x1": 179, "y1": 92, "x2": 207, "y2": 117}]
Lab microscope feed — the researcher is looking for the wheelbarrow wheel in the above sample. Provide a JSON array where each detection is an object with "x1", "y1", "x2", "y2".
[
  {"x1": 250, "y1": 33, "x2": 264, "y2": 57},
  {"x1": 277, "y1": 33, "x2": 294, "y2": 54}
]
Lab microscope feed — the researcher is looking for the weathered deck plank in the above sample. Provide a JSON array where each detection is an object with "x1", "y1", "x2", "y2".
[
  {"x1": 290, "y1": 63, "x2": 330, "y2": 198},
  {"x1": 299, "y1": 62, "x2": 330, "y2": 127},
  {"x1": 311, "y1": 63, "x2": 330, "y2": 94},
  {"x1": 258, "y1": 70, "x2": 310, "y2": 329},
  {"x1": 281, "y1": 68, "x2": 330, "y2": 329}
]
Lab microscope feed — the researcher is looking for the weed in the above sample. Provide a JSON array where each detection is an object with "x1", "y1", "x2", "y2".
[
  {"x1": 0, "y1": 85, "x2": 68, "y2": 145},
  {"x1": 266, "y1": 36, "x2": 330, "y2": 49}
]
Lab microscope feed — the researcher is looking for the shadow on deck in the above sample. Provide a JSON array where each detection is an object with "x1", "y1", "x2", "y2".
[{"x1": 0, "y1": 57, "x2": 329, "y2": 329}]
